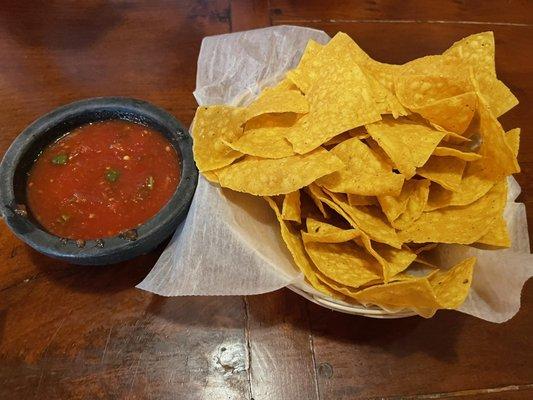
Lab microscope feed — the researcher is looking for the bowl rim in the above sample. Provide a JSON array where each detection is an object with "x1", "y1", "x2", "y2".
[{"x1": 0, "y1": 96, "x2": 198, "y2": 264}]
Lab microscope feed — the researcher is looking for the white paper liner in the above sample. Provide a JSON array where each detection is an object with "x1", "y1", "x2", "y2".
[{"x1": 137, "y1": 26, "x2": 533, "y2": 322}]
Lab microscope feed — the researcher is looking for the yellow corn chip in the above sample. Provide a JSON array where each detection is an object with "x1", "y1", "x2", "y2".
[
  {"x1": 506, "y1": 128, "x2": 520, "y2": 158},
  {"x1": 353, "y1": 278, "x2": 440, "y2": 317},
  {"x1": 366, "y1": 117, "x2": 445, "y2": 178},
  {"x1": 412, "y1": 117, "x2": 471, "y2": 144},
  {"x1": 417, "y1": 156, "x2": 466, "y2": 191},
  {"x1": 428, "y1": 257, "x2": 476, "y2": 309},
  {"x1": 303, "y1": 218, "x2": 360, "y2": 243},
  {"x1": 323, "y1": 131, "x2": 354, "y2": 147},
  {"x1": 192, "y1": 105, "x2": 245, "y2": 172},
  {"x1": 348, "y1": 194, "x2": 378, "y2": 207},
  {"x1": 443, "y1": 32, "x2": 495, "y2": 76},
  {"x1": 475, "y1": 73, "x2": 518, "y2": 117},
  {"x1": 317, "y1": 137, "x2": 404, "y2": 196},
  {"x1": 476, "y1": 215, "x2": 510, "y2": 248},
  {"x1": 444, "y1": 32, "x2": 517, "y2": 117},
  {"x1": 265, "y1": 197, "x2": 334, "y2": 295},
  {"x1": 326, "y1": 190, "x2": 402, "y2": 248},
  {"x1": 306, "y1": 184, "x2": 356, "y2": 224},
  {"x1": 272, "y1": 77, "x2": 300, "y2": 91},
  {"x1": 304, "y1": 240, "x2": 381, "y2": 288},
  {"x1": 223, "y1": 127, "x2": 295, "y2": 159},
  {"x1": 245, "y1": 87, "x2": 309, "y2": 122},
  {"x1": 391, "y1": 179, "x2": 431, "y2": 230},
  {"x1": 476, "y1": 100, "x2": 519, "y2": 178},
  {"x1": 203, "y1": 170, "x2": 219, "y2": 183},
  {"x1": 304, "y1": 185, "x2": 330, "y2": 219},
  {"x1": 400, "y1": 180, "x2": 507, "y2": 244},
  {"x1": 378, "y1": 179, "x2": 424, "y2": 223},
  {"x1": 286, "y1": 39, "x2": 324, "y2": 93},
  {"x1": 433, "y1": 146, "x2": 482, "y2": 161},
  {"x1": 245, "y1": 112, "x2": 299, "y2": 130},
  {"x1": 217, "y1": 148, "x2": 343, "y2": 196},
  {"x1": 286, "y1": 34, "x2": 382, "y2": 154},
  {"x1": 281, "y1": 191, "x2": 301, "y2": 223},
  {"x1": 357, "y1": 234, "x2": 416, "y2": 280},
  {"x1": 415, "y1": 91, "x2": 477, "y2": 134}
]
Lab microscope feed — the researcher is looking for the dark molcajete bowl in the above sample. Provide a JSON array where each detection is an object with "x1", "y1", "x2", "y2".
[{"x1": 0, "y1": 97, "x2": 198, "y2": 265}]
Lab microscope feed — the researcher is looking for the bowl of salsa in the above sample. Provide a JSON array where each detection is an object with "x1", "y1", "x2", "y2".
[{"x1": 0, "y1": 97, "x2": 198, "y2": 265}]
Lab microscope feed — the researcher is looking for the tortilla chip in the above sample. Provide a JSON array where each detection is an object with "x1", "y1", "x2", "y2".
[
  {"x1": 286, "y1": 39, "x2": 324, "y2": 93},
  {"x1": 306, "y1": 184, "x2": 355, "y2": 224},
  {"x1": 217, "y1": 148, "x2": 343, "y2": 196},
  {"x1": 433, "y1": 146, "x2": 482, "y2": 161},
  {"x1": 396, "y1": 73, "x2": 469, "y2": 108},
  {"x1": 304, "y1": 241, "x2": 381, "y2": 288},
  {"x1": 192, "y1": 105, "x2": 245, "y2": 172},
  {"x1": 417, "y1": 156, "x2": 466, "y2": 191},
  {"x1": 326, "y1": 190, "x2": 403, "y2": 248},
  {"x1": 415, "y1": 91, "x2": 477, "y2": 134},
  {"x1": 223, "y1": 126, "x2": 295, "y2": 159},
  {"x1": 245, "y1": 112, "x2": 299, "y2": 130},
  {"x1": 286, "y1": 34, "x2": 382, "y2": 154},
  {"x1": 425, "y1": 183, "x2": 453, "y2": 211},
  {"x1": 273, "y1": 77, "x2": 300, "y2": 91},
  {"x1": 443, "y1": 32, "x2": 495, "y2": 75},
  {"x1": 348, "y1": 194, "x2": 378, "y2": 207},
  {"x1": 444, "y1": 32, "x2": 517, "y2": 117},
  {"x1": 317, "y1": 137, "x2": 404, "y2": 196},
  {"x1": 264, "y1": 197, "x2": 334, "y2": 295},
  {"x1": 400, "y1": 180, "x2": 507, "y2": 244},
  {"x1": 358, "y1": 234, "x2": 416, "y2": 281},
  {"x1": 303, "y1": 218, "x2": 360, "y2": 243},
  {"x1": 245, "y1": 87, "x2": 309, "y2": 122},
  {"x1": 475, "y1": 73, "x2": 518, "y2": 117},
  {"x1": 323, "y1": 131, "x2": 354, "y2": 147},
  {"x1": 203, "y1": 170, "x2": 219, "y2": 183},
  {"x1": 476, "y1": 100, "x2": 519, "y2": 178},
  {"x1": 428, "y1": 257, "x2": 476, "y2": 309},
  {"x1": 304, "y1": 185, "x2": 330, "y2": 219},
  {"x1": 366, "y1": 117, "x2": 445, "y2": 178},
  {"x1": 378, "y1": 179, "x2": 424, "y2": 223},
  {"x1": 353, "y1": 278, "x2": 440, "y2": 317},
  {"x1": 476, "y1": 215, "x2": 510, "y2": 248},
  {"x1": 506, "y1": 128, "x2": 520, "y2": 158},
  {"x1": 281, "y1": 191, "x2": 301, "y2": 223},
  {"x1": 391, "y1": 179, "x2": 431, "y2": 230}
]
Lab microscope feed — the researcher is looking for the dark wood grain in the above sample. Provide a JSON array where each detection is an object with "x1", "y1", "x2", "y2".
[
  {"x1": 270, "y1": 0, "x2": 533, "y2": 24},
  {"x1": 231, "y1": 0, "x2": 271, "y2": 31},
  {"x1": 246, "y1": 290, "x2": 319, "y2": 400},
  {"x1": 0, "y1": 248, "x2": 250, "y2": 399},
  {"x1": 1, "y1": 1, "x2": 532, "y2": 399},
  {"x1": 309, "y1": 280, "x2": 533, "y2": 399}
]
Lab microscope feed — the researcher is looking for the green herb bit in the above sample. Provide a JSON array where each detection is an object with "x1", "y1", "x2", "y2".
[
  {"x1": 52, "y1": 153, "x2": 69, "y2": 165},
  {"x1": 105, "y1": 169, "x2": 120, "y2": 182},
  {"x1": 146, "y1": 176, "x2": 155, "y2": 190}
]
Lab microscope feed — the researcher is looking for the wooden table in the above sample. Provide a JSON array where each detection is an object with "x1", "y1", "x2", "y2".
[{"x1": 1, "y1": 1, "x2": 531, "y2": 399}]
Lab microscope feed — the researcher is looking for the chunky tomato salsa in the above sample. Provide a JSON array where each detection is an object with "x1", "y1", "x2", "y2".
[{"x1": 26, "y1": 120, "x2": 180, "y2": 240}]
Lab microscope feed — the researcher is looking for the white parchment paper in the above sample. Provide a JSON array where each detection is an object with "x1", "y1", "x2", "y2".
[{"x1": 137, "y1": 26, "x2": 533, "y2": 323}]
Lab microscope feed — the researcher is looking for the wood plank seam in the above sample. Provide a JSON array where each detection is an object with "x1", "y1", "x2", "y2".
[
  {"x1": 272, "y1": 19, "x2": 531, "y2": 27},
  {"x1": 305, "y1": 302, "x2": 322, "y2": 400},
  {"x1": 370, "y1": 383, "x2": 533, "y2": 399}
]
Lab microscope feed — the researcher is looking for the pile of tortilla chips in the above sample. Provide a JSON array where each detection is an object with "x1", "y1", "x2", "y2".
[{"x1": 192, "y1": 32, "x2": 520, "y2": 317}]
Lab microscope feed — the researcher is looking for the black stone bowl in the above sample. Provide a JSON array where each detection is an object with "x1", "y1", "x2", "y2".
[{"x1": 0, "y1": 97, "x2": 198, "y2": 265}]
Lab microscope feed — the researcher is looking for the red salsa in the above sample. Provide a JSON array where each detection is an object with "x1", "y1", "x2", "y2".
[{"x1": 26, "y1": 120, "x2": 180, "y2": 240}]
